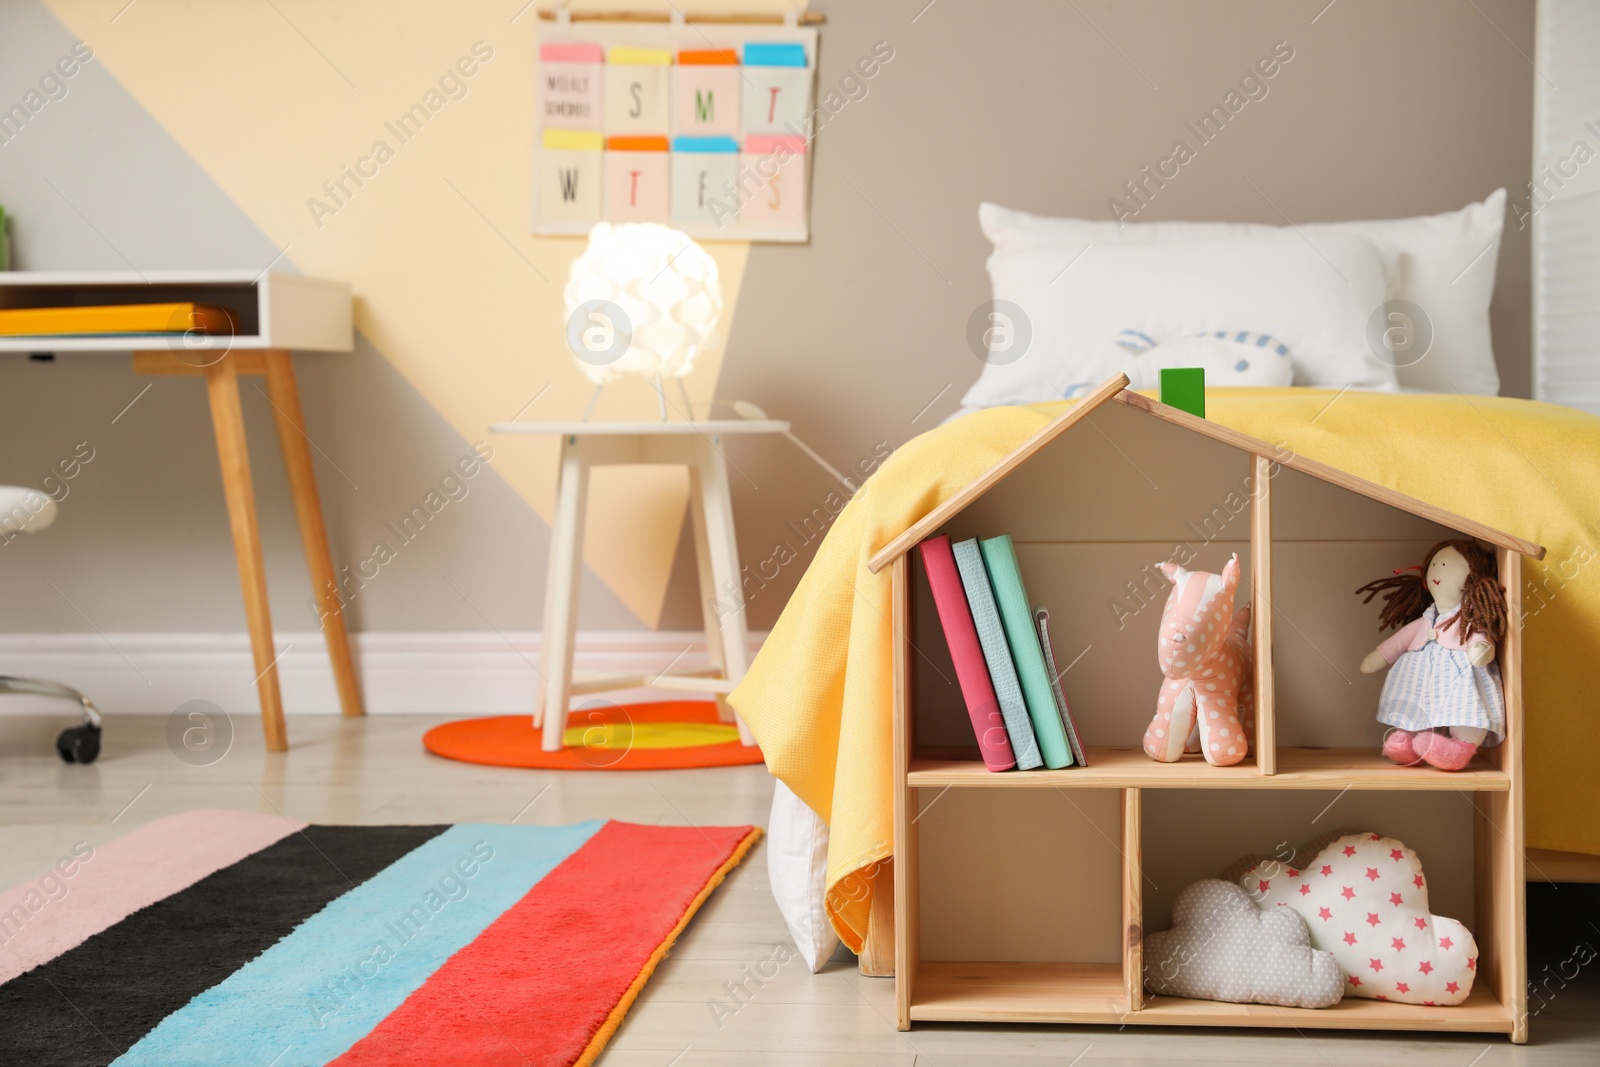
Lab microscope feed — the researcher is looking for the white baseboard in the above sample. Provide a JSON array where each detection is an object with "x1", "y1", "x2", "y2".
[{"x1": 0, "y1": 631, "x2": 766, "y2": 717}]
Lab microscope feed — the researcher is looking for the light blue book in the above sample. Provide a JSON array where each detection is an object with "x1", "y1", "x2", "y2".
[{"x1": 952, "y1": 538, "x2": 1042, "y2": 770}]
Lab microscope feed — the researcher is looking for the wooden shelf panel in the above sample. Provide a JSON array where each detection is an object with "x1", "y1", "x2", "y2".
[
  {"x1": 908, "y1": 747, "x2": 1508, "y2": 791},
  {"x1": 910, "y1": 962, "x2": 1511, "y2": 1033},
  {"x1": 1274, "y1": 746, "x2": 1507, "y2": 787},
  {"x1": 909, "y1": 962, "x2": 1129, "y2": 1024},
  {"x1": 1138, "y1": 985, "x2": 1512, "y2": 1034}
]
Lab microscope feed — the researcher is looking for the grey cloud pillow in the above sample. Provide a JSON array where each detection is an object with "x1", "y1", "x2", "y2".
[{"x1": 1144, "y1": 879, "x2": 1344, "y2": 1009}]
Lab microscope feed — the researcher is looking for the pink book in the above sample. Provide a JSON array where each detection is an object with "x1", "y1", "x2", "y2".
[{"x1": 918, "y1": 536, "x2": 1017, "y2": 771}]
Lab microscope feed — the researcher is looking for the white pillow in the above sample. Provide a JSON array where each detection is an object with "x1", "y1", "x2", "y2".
[
  {"x1": 965, "y1": 228, "x2": 1398, "y2": 408},
  {"x1": 1124, "y1": 333, "x2": 1296, "y2": 391},
  {"x1": 766, "y1": 778, "x2": 840, "y2": 972},
  {"x1": 1327, "y1": 191, "x2": 1504, "y2": 395},
  {"x1": 975, "y1": 191, "x2": 1505, "y2": 396}
]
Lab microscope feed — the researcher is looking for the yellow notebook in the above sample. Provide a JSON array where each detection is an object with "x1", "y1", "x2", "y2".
[{"x1": 0, "y1": 303, "x2": 238, "y2": 336}]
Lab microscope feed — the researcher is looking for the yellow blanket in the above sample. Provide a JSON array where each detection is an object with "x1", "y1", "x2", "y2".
[{"x1": 728, "y1": 388, "x2": 1600, "y2": 950}]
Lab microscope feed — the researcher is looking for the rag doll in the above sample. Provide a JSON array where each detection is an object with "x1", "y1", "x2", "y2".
[
  {"x1": 1355, "y1": 539, "x2": 1507, "y2": 771},
  {"x1": 1143, "y1": 554, "x2": 1254, "y2": 766}
]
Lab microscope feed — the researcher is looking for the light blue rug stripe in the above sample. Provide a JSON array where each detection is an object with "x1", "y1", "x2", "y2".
[{"x1": 111, "y1": 820, "x2": 605, "y2": 1067}]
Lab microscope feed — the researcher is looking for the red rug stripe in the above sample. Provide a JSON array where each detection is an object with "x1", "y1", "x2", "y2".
[{"x1": 329, "y1": 820, "x2": 760, "y2": 1067}]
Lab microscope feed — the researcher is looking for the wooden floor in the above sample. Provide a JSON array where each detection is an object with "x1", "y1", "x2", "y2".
[{"x1": 3, "y1": 712, "x2": 1598, "y2": 1066}]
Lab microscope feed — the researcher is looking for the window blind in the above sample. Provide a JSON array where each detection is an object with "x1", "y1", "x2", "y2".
[{"x1": 1534, "y1": 0, "x2": 1600, "y2": 413}]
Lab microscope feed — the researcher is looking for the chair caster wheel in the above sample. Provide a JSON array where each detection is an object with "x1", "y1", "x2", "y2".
[{"x1": 57, "y1": 724, "x2": 101, "y2": 764}]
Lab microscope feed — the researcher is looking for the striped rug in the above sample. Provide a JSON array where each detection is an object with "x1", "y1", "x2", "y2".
[{"x1": 0, "y1": 810, "x2": 759, "y2": 1067}]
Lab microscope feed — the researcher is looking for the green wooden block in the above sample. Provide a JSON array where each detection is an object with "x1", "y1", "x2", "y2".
[{"x1": 1160, "y1": 367, "x2": 1205, "y2": 418}]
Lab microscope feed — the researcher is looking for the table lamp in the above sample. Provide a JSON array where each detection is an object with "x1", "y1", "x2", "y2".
[{"x1": 563, "y1": 222, "x2": 722, "y2": 421}]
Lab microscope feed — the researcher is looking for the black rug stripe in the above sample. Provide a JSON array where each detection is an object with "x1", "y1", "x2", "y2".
[{"x1": 0, "y1": 823, "x2": 449, "y2": 1067}]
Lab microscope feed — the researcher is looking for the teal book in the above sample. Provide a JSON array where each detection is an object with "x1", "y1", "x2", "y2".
[
  {"x1": 951, "y1": 538, "x2": 1042, "y2": 770},
  {"x1": 979, "y1": 535, "x2": 1074, "y2": 768}
]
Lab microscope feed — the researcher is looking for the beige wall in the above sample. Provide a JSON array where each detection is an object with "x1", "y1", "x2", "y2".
[{"x1": 0, "y1": 0, "x2": 1533, "y2": 636}]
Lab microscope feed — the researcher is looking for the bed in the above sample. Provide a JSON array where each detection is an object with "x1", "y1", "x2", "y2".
[{"x1": 729, "y1": 192, "x2": 1600, "y2": 961}]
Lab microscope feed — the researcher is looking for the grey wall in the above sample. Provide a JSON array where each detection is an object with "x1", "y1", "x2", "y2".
[
  {"x1": 0, "y1": 0, "x2": 1534, "y2": 636},
  {"x1": 715, "y1": 0, "x2": 1535, "y2": 630}
]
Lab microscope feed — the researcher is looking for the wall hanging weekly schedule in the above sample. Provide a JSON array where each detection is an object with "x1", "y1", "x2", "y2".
[{"x1": 531, "y1": 23, "x2": 820, "y2": 243}]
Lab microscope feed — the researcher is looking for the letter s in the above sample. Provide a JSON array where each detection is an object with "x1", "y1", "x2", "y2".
[
  {"x1": 1272, "y1": 40, "x2": 1295, "y2": 62},
  {"x1": 471, "y1": 40, "x2": 494, "y2": 62}
]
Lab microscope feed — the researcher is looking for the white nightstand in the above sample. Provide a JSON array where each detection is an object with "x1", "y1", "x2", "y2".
[{"x1": 489, "y1": 419, "x2": 788, "y2": 751}]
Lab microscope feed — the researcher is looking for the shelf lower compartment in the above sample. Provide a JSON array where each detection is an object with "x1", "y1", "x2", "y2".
[
  {"x1": 909, "y1": 962, "x2": 1128, "y2": 1024},
  {"x1": 908, "y1": 746, "x2": 1508, "y2": 790},
  {"x1": 909, "y1": 961, "x2": 1513, "y2": 1034}
]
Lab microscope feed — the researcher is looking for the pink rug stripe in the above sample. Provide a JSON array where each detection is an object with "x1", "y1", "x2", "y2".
[{"x1": 0, "y1": 809, "x2": 304, "y2": 982}]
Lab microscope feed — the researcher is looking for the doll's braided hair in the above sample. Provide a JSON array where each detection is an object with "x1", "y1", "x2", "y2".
[{"x1": 1354, "y1": 539, "x2": 1507, "y2": 645}]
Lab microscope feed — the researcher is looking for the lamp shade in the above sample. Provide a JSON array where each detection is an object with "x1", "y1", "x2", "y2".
[{"x1": 563, "y1": 222, "x2": 722, "y2": 385}]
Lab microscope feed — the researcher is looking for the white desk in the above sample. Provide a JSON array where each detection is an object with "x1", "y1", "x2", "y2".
[
  {"x1": 489, "y1": 419, "x2": 788, "y2": 752},
  {"x1": 0, "y1": 271, "x2": 361, "y2": 750}
]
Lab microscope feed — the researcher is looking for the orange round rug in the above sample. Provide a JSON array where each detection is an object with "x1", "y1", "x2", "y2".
[{"x1": 422, "y1": 700, "x2": 765, "y2": 770}]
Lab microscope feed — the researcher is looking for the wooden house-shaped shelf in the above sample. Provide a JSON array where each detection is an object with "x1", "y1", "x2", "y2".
[{"x1": 868, "y1": 375, "x2": 1543, "y2": 1043}]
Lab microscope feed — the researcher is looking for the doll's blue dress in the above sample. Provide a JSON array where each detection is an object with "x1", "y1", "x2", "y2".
[{"x1": 1376, "y1": 605, "x2": 1505, "y2": 743}]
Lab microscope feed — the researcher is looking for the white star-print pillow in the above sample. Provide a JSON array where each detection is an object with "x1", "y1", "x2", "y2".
[{"x1": 1236, "y1": 830, "x2": 1477, "y2": 1005}]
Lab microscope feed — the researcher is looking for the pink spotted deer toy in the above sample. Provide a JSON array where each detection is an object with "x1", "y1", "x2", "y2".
[{"x1": 1142, "y1": 554, "x2": 1255, "y2": 766}]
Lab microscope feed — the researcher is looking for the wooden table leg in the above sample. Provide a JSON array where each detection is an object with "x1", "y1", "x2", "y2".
[
  {"x1": 539, "y1": 437, "x2": 589, "y2": 752},
  {"x1": 694, "y1": 438, "x2": 757, "y2": 746},
  {"x1": 262, "y1": 350, "x2": 364, "y2": 718},
  {"x1": 204, "y1": 355, "x2": 288, "y2": 752}
]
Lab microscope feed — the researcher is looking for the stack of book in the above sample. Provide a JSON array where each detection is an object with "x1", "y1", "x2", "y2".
[
  {"x1": 918, "y1": 534, "x2": 1089, "y2": 772},
  {"x1": 0, "y1": 303, "x2": 237, "y2": 339}
]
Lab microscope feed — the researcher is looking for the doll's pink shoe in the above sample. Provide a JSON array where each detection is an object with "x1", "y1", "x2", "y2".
[
  {"x1": 1411, "y1": 730, "x2": 1479, "y2": 771},
  {"x1": 1382, "y1": 729, "x2": 1419, "y2": 765}
]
